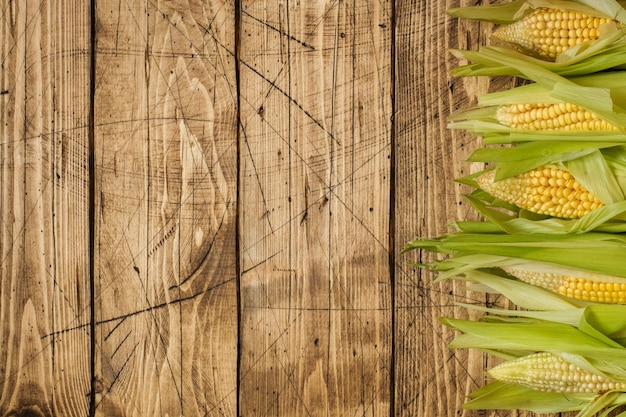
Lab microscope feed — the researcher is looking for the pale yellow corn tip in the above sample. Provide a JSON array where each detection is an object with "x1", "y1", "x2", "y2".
[
  {"x1": 489, "y1": 352, "x2": 626, "y2": 393},
  {"x1": 502, "y1": 265, "x2": 626, "y2": 304}
]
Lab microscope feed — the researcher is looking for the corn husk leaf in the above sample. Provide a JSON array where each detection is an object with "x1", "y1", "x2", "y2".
[
  {"x1": 442, "y1": 317, "x2": 626, "y2": 374},
  {"x1": 447, "y1": 0, "x2": 531, "y2": 24},
  {"x1": 451, "y1": 20, "x2": 626, "y2": 75},
  {"x1": 404, "y1": 232, "x2": 626, "y2": 278},
  {"x1": 463, "y1": 380, "x2": 593, "y2": 413},
  {"x1": 467, "y1": 141, "x2": 620, "y2": 179},
  {"x1": 566, "y1": 149, "x2": 626, "y2": 203},
  {"x1": 463, "y1": 268, "x2": 586, "y2": 311}
]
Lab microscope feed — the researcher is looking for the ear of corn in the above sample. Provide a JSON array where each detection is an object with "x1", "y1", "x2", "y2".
[
  {"x1": 447, "y1": 73, "x2": 626, "y2": 143},
  {"x1": 502, "y1": 263, "x2": 626, "y2": 303},
  {"x1": 448, "y1": 0, "x2": 626, "y2": 75},
  {"x1": 475, "y1": 166, "x2": 604, "y2": 219},
  {"x1": 450, "y1": 43, "x2": 626, "y2": 134},
  {"x1": 491, "y1": 8, "x2": 614, "y2": 60},
  {"x1": 496, "y1": 102, "x2": 618, "y2": 131},
  {"x1": 440, "y1": 311, "x2": 626, "y2": 414},
  {"x1": 447, "y1": 0, "x2": 626, "y2": 24},
  {"x1": 488, "y1": 351, "x2": 626, "y2": 393},
  {"x1": 462, "y1": 141, "x2": 626, "y2": 227}
]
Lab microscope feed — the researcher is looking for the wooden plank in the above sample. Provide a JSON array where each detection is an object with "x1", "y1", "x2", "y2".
[
  {"x1": 0, "y1": 0, "x2": 92, "y2": 415},
  {"x1": 239, "y1": 1, "x2": 392, "y2": 415},
  {"x1": 393, "y1": 1, "x2": 532, "y2": 416},
  {"x1": 93, "y1": 1, "x2": 238, "y2": 415}
]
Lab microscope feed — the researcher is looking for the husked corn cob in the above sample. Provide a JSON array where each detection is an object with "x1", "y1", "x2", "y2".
[
  {"x1": 476, "y1": 167, "x2": 604, "y2": 218},
  {"x1": 496, "y1": 102, "x2": 618, "y2": 131},
  {"x1": 501, "y1": 264, "x2": 626, "y2": 303},
  {"x1": 489, "y1": 352, "x2": 626, "y2": 393},
  {"x1": 492, "y1": 8, "x2": 614, "y2": 60}
]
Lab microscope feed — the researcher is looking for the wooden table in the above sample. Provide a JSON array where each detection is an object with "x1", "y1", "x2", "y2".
[{"x1": 0, "y1": 1, "x2": 534, "y2": 416}]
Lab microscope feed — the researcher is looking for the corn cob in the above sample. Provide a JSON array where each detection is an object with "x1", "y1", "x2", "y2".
[
  {"x1": 501, "y1": 264, "x2": 626, "y2": 303},
  {"x1": 496, "y1": 102, "x2": 618, "y2": 131},
  {"x1": 492, "y1": 8, "x2": 614, "y2": 60},
  {"x1": 489, "y1": 352, "x2": 626, "y2": 393},
  {"x1": 476, "y1": 166, "x2": 604, "y2": 219}
]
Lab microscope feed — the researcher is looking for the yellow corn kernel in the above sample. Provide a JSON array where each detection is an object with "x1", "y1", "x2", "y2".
[
  {"x1": 476, "y1": 167, "x2": 603, "y2": 219},
  {"x1": 502, "y1": 265, "x2": 626, "y2": 304},
  {"x1": 492, "y1": 8, "x2": 613, "y2": 60},
  {"x1": 489, "y1": 352, "x2": 626, "y2": 393},
  {"x1": 496, "y1": 102, "x2": 618, "y2": 131}
]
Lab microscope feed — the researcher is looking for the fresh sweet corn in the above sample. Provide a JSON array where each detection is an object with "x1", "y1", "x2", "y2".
[
  {"x1": 489, "y1": 352, "x2": 626, "y2": 393},
  {"x1": 492, "y1": 8, "x2": 614, "y2": 60},
  {"x1": 496, "y1": 102, "x2": 618, "y2": 131},
  {"x1": 501, "y1": 264, "x2": 626, "y2": 303},
  {"x1": 476, "y1": 166, "x2": 604, "y2": 218}
]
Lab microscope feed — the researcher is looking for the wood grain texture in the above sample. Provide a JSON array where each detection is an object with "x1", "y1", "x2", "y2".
[
  {"x1": 0, "y1": 1, "x2": 572, "y2": 416},
  {"x1": 394, "y1": 1, "x2": 533, "y2": 416},
  {"x1": 0, "y1": 1, "x2": 92, "y2": 415},
  {"x1": 239, "y1": 1, "x2": 393, "y2": 416},
  {"x1": 94, "y1": 1, "x2": 238, "y2": 415}
]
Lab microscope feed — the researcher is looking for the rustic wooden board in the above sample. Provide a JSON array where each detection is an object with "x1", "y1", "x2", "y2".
[
  {"x1": 0, "y1": 1, "x2": 92, "y2": 415},
  {"x1": 238, "y1": 1, "x2": 393, "y2": 416},
  {"x1": 93, "y1": 0, "x2": 238, "y2": 415}
]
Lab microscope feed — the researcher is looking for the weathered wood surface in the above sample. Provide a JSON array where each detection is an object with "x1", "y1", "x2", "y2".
[
  {"x1": 0, "y1": 1, "x2": 92, "y2": 416},
  {"x1": 239, "y1": 1, "x2": 392, "y2": 416},
  {"x1": 0, "y1": 1, "x2": 544, "y2": 416},
  {"x1": 94, "y1": 1, "x2": 238, "y2": 415}
]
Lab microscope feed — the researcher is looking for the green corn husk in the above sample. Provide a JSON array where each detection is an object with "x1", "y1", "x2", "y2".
[
  {"x1": 439, "y1": 302, "x2": 626, "y2": 416},
  {"x1": 404, "y1": 230, "x2": 626, "y2": 278},
  {"x1": 451, "y1": 51, "x2": 626, "y2": 129},
  {"x1": 460, "y1": 142, "x2": 626, "y2": 224},
  {"x1": 404, "y1": 226, "x2": 626, "y2": 307},
  {"x1": 429, "y1": 250, "x2": 626, "y2": 305},
  {"x1": 448, "y1": 72, "x2": 626, "y2": 143},
  {"x1": 444, "y1": 320, "x2": 626, "y2": 416},
  {"x1": 448, "y1": 0, "x2": 626, "y2": 67},
  {"x1": 448, "y1": 0, "x2": 626, "y2": 25}
]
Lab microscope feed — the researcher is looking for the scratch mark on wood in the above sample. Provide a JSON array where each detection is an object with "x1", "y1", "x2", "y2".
[
  {"x1": 147, "y1": 225, "x2": 176, "y2": 258},
  {"x1": 95, "y1": 343, "x2": 138, "y2": 410},
  {"x1": 41, "y1": 278, "x2": 235, "y2": 339},
  {"x1": 241, "y1": 125, "x2": 274, "y2": 232},
  {"x1": 205, "y1": 30, "x2": 337, "y2": 145},
  {"x1": 241, "y1": 251, "x2": 282, "y2": 275},
  {"x1": 242, "y1": 58, "x2": 339, "y2": 145},
  {"x1": 242, "y1": 9, "x2": 315, "y2": 51},
  {"x1": 103, "y1": 316, "x2": 128, "y2": 342},
  {"x1": 110, "y1": 331, "x2": 131, "y2": 360}
]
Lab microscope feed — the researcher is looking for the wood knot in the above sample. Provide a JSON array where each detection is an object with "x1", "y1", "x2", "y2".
[{"x1": 93, "y1": 376, "x2": 107, "y2": 394}]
